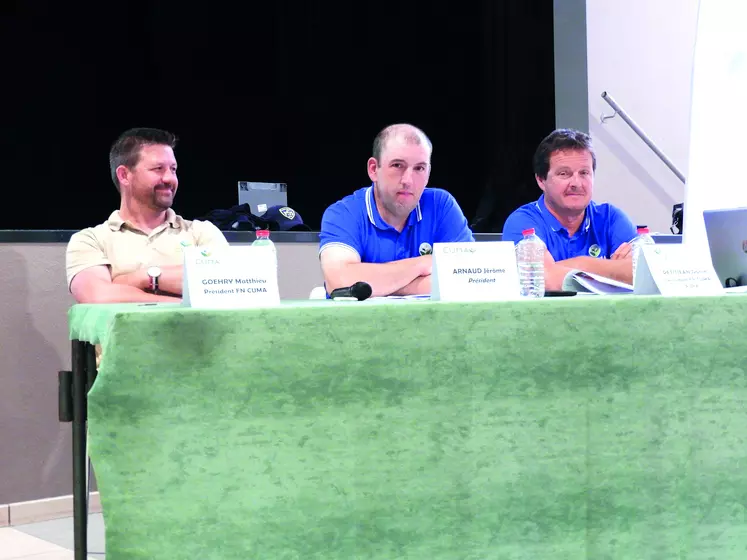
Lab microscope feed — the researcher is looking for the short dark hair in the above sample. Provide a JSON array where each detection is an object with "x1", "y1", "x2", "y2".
[
  {"x1": 532, "y1": 128, "x2": 596, "y2": 180},
  {"x1": 109, "y1": 127, "x2": 177, "y2": 192},
  {"x1": 372, "y1": 123, "x2": 432, "y2": 163}
]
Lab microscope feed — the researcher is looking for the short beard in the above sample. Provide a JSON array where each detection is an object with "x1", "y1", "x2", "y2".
[
  {"x1": 150, "y1": 183, "x2": 174, "y2": 210},
  {"x1": 382, "y1": 198, "x2": 413, "y2": 220},
  {"x1": 374, "y1": 183, "x2": 416, "y2": 221},
  {"x1": 151, "y1": 194, "x2": 173, "y2": 210}
]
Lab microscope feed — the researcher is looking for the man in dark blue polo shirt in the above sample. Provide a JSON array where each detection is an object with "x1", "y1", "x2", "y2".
[
  {"x1": 319, "y1": 123, "x2": 474, "y2": 296},
  {"x1": 503, "y1": 128, "x2": 637, "y2": 285}
]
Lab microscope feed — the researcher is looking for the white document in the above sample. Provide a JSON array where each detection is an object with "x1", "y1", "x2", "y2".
[
  {"x1": 634, "y1": 244, "x2": 722, "y2": 296},
  {"x1": 431, "y1": 241, "x2": 520, "y2": 302},
  {"x1": 563, "y1": 270, "x2": 633, "y2": 295},
  {"x1": 182, "y1": 246, "x2": 280, "y2": 309}
]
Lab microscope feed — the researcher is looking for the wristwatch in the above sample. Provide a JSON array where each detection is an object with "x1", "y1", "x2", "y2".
[{"x1": 147, "y1": 266, "x2": 162, "y2": 294}]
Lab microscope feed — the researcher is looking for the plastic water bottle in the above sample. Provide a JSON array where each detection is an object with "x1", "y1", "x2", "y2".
[
  {"x1": 252, "y1": 229, "x2": 278, "y2": 274},
  {"x1": 631, "y1": 225, "x2": 655, "y2": 283},
  {"x1": 516, "y1": 228, "x2": 545, "y2": 298}
]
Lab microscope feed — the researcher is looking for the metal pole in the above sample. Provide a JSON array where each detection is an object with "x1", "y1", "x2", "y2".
[{"x1": 601, "y1": 91, "x2": 686, "y2": 184}]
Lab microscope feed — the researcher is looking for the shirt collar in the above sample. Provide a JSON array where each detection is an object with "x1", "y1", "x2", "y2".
[
  {"x1": 106, "y1": 209, "x2": 179, "y2": 232},
  {"x1": 365, "y1": 185, "x2": 422, "y2": 230},
  {"x1": 535, "y1": 194, "x2": 590, "y2": 235}
]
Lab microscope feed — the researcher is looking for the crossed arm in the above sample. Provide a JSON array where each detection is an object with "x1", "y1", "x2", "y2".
[
  {"x1": 543, "y1": 242, "x2": 634, "y2": 289},
  {"x1": 320, "y1": 243, "x2": 632, "y2": 297},
  {"x1": 320, "y1": 247, "x2": 433, "y2": 297},
  {"x1": 70, "y1": 265, "x2": 182, "y2": 304},
  {"x1": 556, "y1": 242, "x2": 633, "y2": 285}
]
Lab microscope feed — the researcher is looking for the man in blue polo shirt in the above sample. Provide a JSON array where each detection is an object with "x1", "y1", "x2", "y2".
[
  {"x1": 319, "y1": 123, "x2": 474, "y2": 296},
  {"x1": 503, "y1": 128, "x2": 637, "y2": 285}
]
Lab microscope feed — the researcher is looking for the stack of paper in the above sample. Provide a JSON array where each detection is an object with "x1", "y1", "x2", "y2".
[{"x1": 562, "y1": 270, "x2": 633, "y2": 295}]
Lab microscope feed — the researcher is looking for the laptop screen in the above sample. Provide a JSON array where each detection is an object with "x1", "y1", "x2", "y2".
[
  {"x1": 703, "y1": 207, "x2": 747, "y2": 287},
  {"x1": 238, "y1": 182, "x2": 288, "y2": 216}
]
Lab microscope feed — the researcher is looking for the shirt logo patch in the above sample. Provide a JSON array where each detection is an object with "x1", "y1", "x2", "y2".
[
  {"x1": 419, "y1": 242, "x2": 433, "y2": 256},
  {"x1": 589, "y1": 244, "x2": 601, "y2": 258},
  {"x1": 279, "y1": 207, "x2": 296, "y2": 220}
]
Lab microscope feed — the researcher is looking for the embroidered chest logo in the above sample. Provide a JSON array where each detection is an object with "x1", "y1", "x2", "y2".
[
  {"x1": 588, "y1": 244, "x2": 601, "y2": 258},
  {"x1": 419, "y1": 242, "x2": 433, "y2": 256}
]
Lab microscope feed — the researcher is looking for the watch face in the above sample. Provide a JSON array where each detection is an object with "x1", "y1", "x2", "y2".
[{"x1": 147, "y1": 266, "x2": 162, "y2": 278}]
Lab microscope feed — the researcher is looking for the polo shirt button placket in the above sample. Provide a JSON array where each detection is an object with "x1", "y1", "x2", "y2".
[{"x1": 398, "y1": 234, "x2": 409, "y2": 260}]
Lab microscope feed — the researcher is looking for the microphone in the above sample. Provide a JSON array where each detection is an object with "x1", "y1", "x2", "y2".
[{"x1": 330, "y1": 281, "x2": 373, "y2": 301}]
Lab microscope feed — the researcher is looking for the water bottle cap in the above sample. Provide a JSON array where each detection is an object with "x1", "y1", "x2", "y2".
[
  {"x1": 521, "y1": 228, "x2": 536, "y2": 236},
  {"x1": 636, "y1": 226, "x2": 650, "y2": 234},
  {"x1": 256, "y1": 229, "x2": 270, "y2": 237}
]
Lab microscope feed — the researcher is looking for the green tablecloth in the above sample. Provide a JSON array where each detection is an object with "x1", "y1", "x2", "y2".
[{"x1": 70, "y1": 296, "x2": 747, "y2": 559}]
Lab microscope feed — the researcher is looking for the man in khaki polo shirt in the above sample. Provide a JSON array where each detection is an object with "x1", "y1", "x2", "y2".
[{"x1": 66, "y1": 127, "x2": 228, "y2": 303}]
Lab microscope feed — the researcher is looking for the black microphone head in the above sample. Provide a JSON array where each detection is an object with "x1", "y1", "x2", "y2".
[{"x1": 351, "y1": 281, "x2": 373, "y2": 301}]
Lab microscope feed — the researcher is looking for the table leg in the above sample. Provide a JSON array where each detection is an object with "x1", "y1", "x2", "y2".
[
  {"x1": 71, "y1": 340, "x2": 88, "y2": 560},
  {"x1": 85, "y1": 344, "x2": 98, "y2": 515}
]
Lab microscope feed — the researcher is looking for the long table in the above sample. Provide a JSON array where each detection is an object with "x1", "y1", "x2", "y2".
[{"x1": 65, "y1": 296, "x2": 747, "y2": 559}]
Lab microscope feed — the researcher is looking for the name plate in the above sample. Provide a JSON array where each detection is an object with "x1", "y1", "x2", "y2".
[
  {"x1": 431, "y1": 241, "x2": 520, "y2": 301},
  {"x1": 634, "y1": 244, "x2": 722, "y2": 296},
  {"x1": 182, "y1": 246, "x2": 280, "y2": 308}
]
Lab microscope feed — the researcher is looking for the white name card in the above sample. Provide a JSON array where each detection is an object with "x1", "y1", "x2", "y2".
[
  {"x1": 431, "y1": 241, "x2": 520, "y2": 301},
  {"x1": 634, "y1": 244, "x2": 722, "y2": 296},
  {"x1": 182, "y1": 246, "x2": 280, "y2": 309}
]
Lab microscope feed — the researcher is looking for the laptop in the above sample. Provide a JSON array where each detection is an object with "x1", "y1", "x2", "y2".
[
  {"x1": 237, "y1": 182, "x2": 288, "y2": 216},
  {"x1": 703, "y1": 207, "x2": 747, "y2": 287}
]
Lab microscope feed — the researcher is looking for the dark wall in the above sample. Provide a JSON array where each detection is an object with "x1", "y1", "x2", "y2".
[{"x1": 1, "y1": 1, "x2": 554, "y2": 231}]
